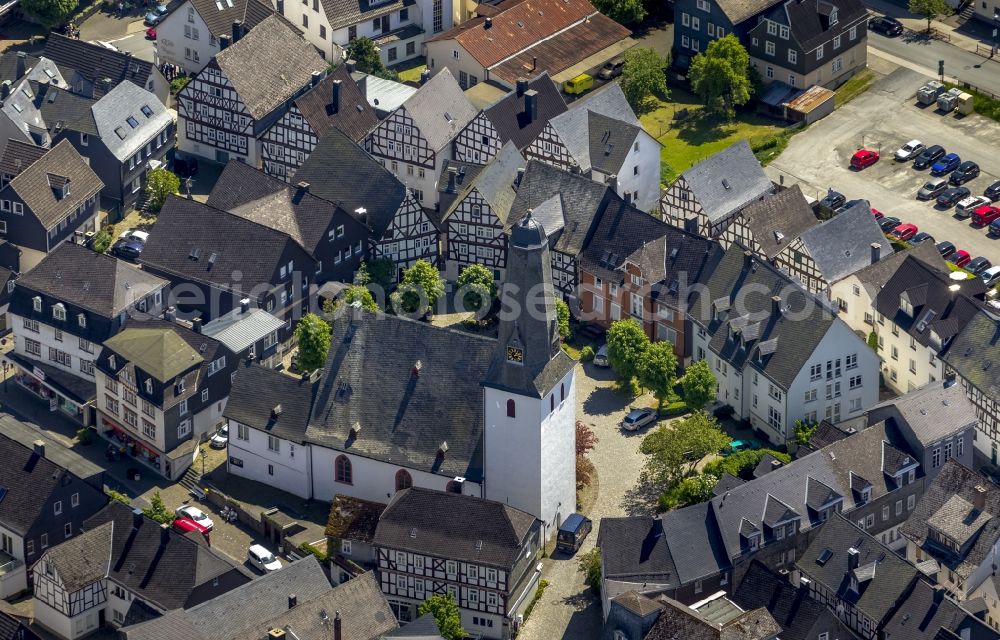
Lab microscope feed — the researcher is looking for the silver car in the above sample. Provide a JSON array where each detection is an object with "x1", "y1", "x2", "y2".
[
  {"x1": 894, "y1": 139, "x2": 925, "y2": 161},
  {"x1": 592, "y1": 345, "x2": 609, "y2": 367},
  {"x1": 621, "y1": 408, "x2": 657, "y2": 431},
  {"x1": 917, "y1": 177, "x2": 948, "y2": 200}
]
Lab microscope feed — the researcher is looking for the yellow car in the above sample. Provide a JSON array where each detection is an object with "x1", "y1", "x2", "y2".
[{"x1": 562, "y1": 74, "x2": 594, "y2": 95}]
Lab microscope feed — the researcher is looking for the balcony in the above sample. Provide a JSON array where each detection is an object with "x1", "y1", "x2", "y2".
[{"x1": 0, "y1": 550, "x2": 25, "y2": 598}]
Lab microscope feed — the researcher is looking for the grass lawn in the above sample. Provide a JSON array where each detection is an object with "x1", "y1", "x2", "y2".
[
  {"x1": 835, "y1": 68, "x2": 876, "y2": 107},
  {"x1": 640, "y1": 88, "x2": 791, "y2": 185},
  {"x1": 394, "y1": 57, "x2": 427, "y2": 84}
]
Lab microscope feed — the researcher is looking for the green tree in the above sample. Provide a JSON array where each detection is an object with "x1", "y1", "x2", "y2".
[
  {"x1": 107, "y1": 490, "x2": 131, "y2": 506},
  {"x1": 356, "y1": 257, "x2": 396, "y2": 291},
  {"x1": 909, "y1": 0, "x2": 950, "y2": 32},
  {"x1": 620, "y1": 47, "x2": 668, "y2": 115},
  {"x1": 606, "y1": 318, "x2": 650, "y2": 385},
  {"x1": 640, "y1": 411, "x2": 729, "y2": 488},
  {"x1": 556, "y1": 299, "x2": 571, "y2": 339},
  {"x1": 92, "y1": 226, "x2": 114, "y2": 254},
  {"x1": 343, "y1": 285, "x2": 379, "y2": 312},
  {"x1": 688, "y1": 34, "x2": 753, "y2": 119},
  {"x1": 294, "y1": 313, "x2": 332, "y2": 373},
  {"x1": 456, "y1": 264, "x2": 496, "y2": 313},
  {"x1": 145, "y1": 168, "x2": 181, "y2": 213},
  {"x1": 637, "y1": 341, "x2": 678, "y2": 410},
  {"x1": 344, "y1": 38, "x2": 399, "y2": 81},
  {"x1": 680, "y1": 360, "x2": 717, "y2": 410},
  {"x1": 391, "y1": 259, "x2": 444, "y2": 316},
  {"x1": 592, "y1": 0, "x2": 646, "y2": 25},
  {"x1": 142, "y1": 491, "x2": 174, "y2": 525},
  {"x1": 418, "y1": 594, "x2": 466, "y2": 640},
  {"x1": 659, "y1": 473, "x2": 718, "y2": 510},
  {"x1": 703, "y1": 448, "x2": 791, "y2": 480},
  {"x1": 868, "y1": 330, "x2": 879, "y2": 352},
  {"x1": 20, "y1": 0, "x2": 75, "y2": 28},
  {"x1": 793, "y1": 419, "x2": 818, "y2": 446},
  {"x1": 578, "y1": 548, "x2": 602, "y2": 593}
]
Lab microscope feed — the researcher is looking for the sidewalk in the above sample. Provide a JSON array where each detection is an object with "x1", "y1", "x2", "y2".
[{"x1": 866, "y1": 0, "x2": 996, "y2": 58}]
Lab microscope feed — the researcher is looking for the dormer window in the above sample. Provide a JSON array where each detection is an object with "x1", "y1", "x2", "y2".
[
  {"x1": 78, "y1": 313, "x2": 86, "y2": 328},
  {"x1": 109, "y1": 355, "x2": 116, "y2": 370},
  {"x1": 830, "y1": 7, "x2": 838, "y2": 24},
  {"x1": 52, "y1": 303, "x2": 66, "y2": 321},
  {"x1": 861, "y1": 487, "x2": 871, "y2": 503},
  {"x1": 145, "y1": 379, "x2": 152, "y2": 394},
  {"x1": 32, "y1": 296, "x2": 41, "y2": 312},
  {"x1": 900, "y1": 294, "x2": 913, "y2": 317},
  {"x1": 176, "y1": 378, "x2": 185, "y2": 394}
]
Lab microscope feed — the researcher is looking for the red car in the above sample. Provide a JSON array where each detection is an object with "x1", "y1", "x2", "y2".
[
  {"x1": 951, "y1": 249, "x2": 972, "y2": 268},
  {"x1": 173, "y1": 517, "x2": 211, "y2": 542},
  {"x1": 146, "y1": 27, "x2": 157, "y2": 39},
  {"x1": 851, "y1": 149, "x2": 880, "y2": 170},
  {"x1": 973, "y1": 205, "x2": 1000, "y2": 227},
  {"x1": 871, "y1": 207, "x2": 885, "y2": 220},
  {"x1": 891, "y1": 223, "x2": 918, "y2": 240}
]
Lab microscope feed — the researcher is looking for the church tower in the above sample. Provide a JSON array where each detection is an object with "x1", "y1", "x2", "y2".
[{"x1": 483, "y1": 212, "x2": 576, "y2": 537}]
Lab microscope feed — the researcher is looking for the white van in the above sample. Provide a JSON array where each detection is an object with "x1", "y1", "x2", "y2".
[{"x1": 247, "y1": 544, "x2": 282, "y2": 573}]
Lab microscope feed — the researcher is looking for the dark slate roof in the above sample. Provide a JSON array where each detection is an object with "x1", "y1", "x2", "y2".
[
  {"x1": 799, "y1": 200, "x2": 895, "y2": 283},
  {"x1": 0, "y1": 431, "x2": 106, "y2": 536},
  {"x1": 798, "y1": 513, "x2": 919, "y2": 625},
  {"x1": 294, "y1": 128, "x2": 406, "y2": 237},
  {"x1": 187, "y1": 0, "x2": 275, "y2": 39},
  {"x1": 325, "y1": 494, "x2": 385, "y2": 543},
  {"x1": 440, "y1": 142, "x2": 523, "y2": 224},
  {"x1": 597, "y1": 516, "x2": 678, "y2": 584},
  {"x1": 0, "y1": 611, "x2": 35, "y2": 640},
  {"x1": 383, "y1": 612, "x2": 443, "y2": 639},
  {"x1": 874, "y1": 255, "x2": 984, "y2": 352},
  {"x1": 610, "y1": 591, "x2": 664, "y2": 617},
  {"x1": 506, "y1": 159, "x2": 610, "y2": 256},
  {"x1": 547, "y1": 83, "x2": 641, "y2": 174},
  {"x1": 883, "y1": 580, "x2": 1000, "y2": 640},
  {"x1": 679, "y1": 140, "x2": 773, "y2": 224},
  {"x1": 901, "y1": 459, "x2": 1000, "y2": 582},
  {"x1": 393, "y1": 69, "x2": 477, "y2": 152},
  {"x1": 140, "y1": 195, "x2": 308, "y2": 291},
  {"x1": 305, "y1": 311, "x2": 495, "y2": 482},
  {"x1": 713, "y1": 473, "x2": 745, "y2": 496},
  {"x1": 91, "y1": 81, "x2": 172, "y2": 163},
  {"x1": 34, "y1": 82, "x2": 100, "y2": 136},
  {"x1": 482, "y1": 72, "x2": 567, "y2": 150},
  {"x1": 4, "y1": 139, "x2": 103, "y2": 229},
  {"x1": 868, "y1": 382, "x2": 978, "y2": 449},
  {"x1": 321, "y1": 0, "x2": 413, "y2": 31},
  {"x1": 17, "y1": 242, "x2": 167, "y2": 318},
  {"x1": 0, "y1": 138, "x2": 45, "y2": 176},
  {"x1": 83, "y1": 502, "x2": 249, "y2": 611},
  {"x1": 41, "y1": 521, "x2": 113, "y2": 591},
  {"x1": 291, "y1": 63, "x2": 378, "y2": 143},
  {"x1": 690, "y1": 243, "x2": 839, "y2": 389},
  {"x1": 945, "y1": 310, "x2": 1000, "y2": 400},
  {"x1": 808, "y1": 420, "x2": 852, "y2": 449},
  {"x1": 0, "y1": 415, "x2": 103, "y2": 484},
  {"x1": 224, "y1": 363, "x2": 315, "y2": 443},
  {"x1": 212, "y1": 14, "x2": 327, "y2": 119},
  {"x1": 716, "y1": 0, "x2": 783, "y2": 25},
  {"x1": 779, "y1": 0, "x2": 869, "y2": 53},
  {"x1": 659, "y1": 501, "x2": 731, "y2": 584},
  {"x1": 373, "y1": 488, "x2": 537, "y2": 569},
  {"x1": 644, "y1": 596, "x2": 781, "y2": 640},
  {"x1": 43, "y1": 34, "x2": 156, "y2": 97},
  {"x1": 739, "y1": 185, "x2": 819, "y2": 259},
  {"x1": 851, "y1": 237, "x2": 946, "y2": 297},
  {"x1": 587, "y1": 111, "x2": 640, "y2": 176},
  {"x1": 207, "y1": 160, "x2": 343, "y2": 255}
]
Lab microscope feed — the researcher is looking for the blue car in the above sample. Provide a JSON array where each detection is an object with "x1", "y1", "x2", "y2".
[{"x1": 931, "y1": 153, "x2": 961, "y2": 176}]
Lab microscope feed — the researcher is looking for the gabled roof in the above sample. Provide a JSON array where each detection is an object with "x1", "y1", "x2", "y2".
[
  {"x1": 224, "y1": 363, "x2": 315, "y2": 443},
  {"x1": 945, "y1": 310, "x2": 1000, "y2": 400},
  {"x1": 294, "y1": 128, "x2": 407, "y2": 237},
  {"x1": 547, "y1": 82, "x2": 641, "y2": 174},
  {"x1": 883, "y1": 580, "x2": 1000, "y2": 640},
  {"x1": 588, "y1": 111, "x2": 641, "y2": 176},
  {"x1": 291, "y1": 63, "x2": 378, "y2": 143},
  {"x1": 91, "y1": 81, "x2": 172, "y2": 163},
  {"x1": 716, "y1": 0, "x2": 783, "y2": 25},
  {"x1": 780, "y1": 0, "x2": 869, "y2": 54},
  {"x1": 0, "y1": 138, "x2": 46, "y2": 176},
  {"x1": 39, "y1": 521, "x2": 113, "y2": 592},
  {"x1": 3, "y1": 139, "x2": 103, "y2": 229},
  {"x1": 0, "y1": 51, "x2": 65, "y2": 87},
  {"x1": 644, "y1": 596, "x2": 781, "y2": 640},
  {"x1": 610, "y1": 591, "x2": 664, "y2": 617},
  {"x1": 482, "y1": 73, "x2": 566, "y2": 150},
  {"x1": 799, "y1": 200, "x2": 894, "y2": 283},
  {"x1": 848, "y1": 239, "x2": 946, "y2": 297},
  {"x1": 35, "y1": 81, "x2": 99, "y2": 136},
  {"x1": 373, "y1": 488, "x2": 537, "y2": 569},
  {"x1": 383, "y1": 613, "x2": 443, "y2": 639},
  {"x1": 678, "y1": 140, "x2": 773, "y2": 225},
  {"x1": 212, "y1": 14, "x2": 327, "y2": 120},
  {"x1": 739, "y1": 185, "x2": 819, "y2": 259},
  {"x1": 43, "y1": 34, "x2": 157, "y2": 98},
  {"x1": 868, "y1": 382, "x2": 978, "y2": 449},
  {"x1": 395, "y1": 69, "x2": 476, "y2": 152},
  {"x1": 185, "y1": 0, "x2": 275, "y2": 39},
  {"x1": 320, "y1": 0, "x2": 412, "y2": 31},
  {"x1": 305, "y1": 311, "x2": 494, "y2": 481},
  {"x1": 325, "y1": 494, "x2": 385, "y2": 544},
  {"x1": 103, "y1": 326, "x2": 203, "y2": 382},
  {"x1": 440, "y1": 142, "x2": 523, "y2": 223},
  {"x1": 16, "y1": 242, "x2": 167, "y2": 318},
  {"x1": 201, "y1": 306, "x2": 285, "y2": 354},
  {"x1": 659, "y1": 501, "x2": 731, "y2": 584},
  {"x1": 597, "y1": 516, "x2": 677, "y2": 584}
]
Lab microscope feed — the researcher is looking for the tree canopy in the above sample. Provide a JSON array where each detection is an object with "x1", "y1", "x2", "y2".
[
  {"x1": 556, "y1": 299, "x2": 571, "y2": 339},
  {"x1": 592, "y1": 0, "x2": 646, "y2": 25},
  {"x1": 680, "y1": 360, "x2": 717, "y2": 410},
  {"x1": 142, "y1": 491, "x2": 175, "y2": 525},
  {"x1": 145, "y1": 168, "x2": 180, "y2": 213},
  {"x1": 343, "y1": 285, "x2": 379, "y2": 313},
  {"x1": 688, "y1": 35, "x2": 753, "y2": 118},
  {"x1": 640, "y1": 411, "x2": 730, "y2": 488},
  {"x1": 21, "y1": 0, "x2": 75, "y2": 28},
  {"x1": 908, "y1": 0, "x2": 950, "y2": 31},
  {"x1": 391, "y1": 259, "x2": 445, "y2": 316},
  {"x1": 356, "y1": 257, "x2": 396, "y2": 292},
  {"x1": 621, "y1": 47, "x2": 669, "y2": 114},
  {"x1": 418, "y1": 594, "x2": 466, "y2": 640},
  {"x1": 606, "y1": 318, "x2": 649, "y2": 384},
  {"x1": 344, "y1": 38, "x2": 399, "y2": 81},
  {"x1": 637, "y1": 341, "x2": 678, "y2": 410},
  {"x1": 456, "y1": 264, "x2": 496, "y2": 314},
  {"x1": 294, "y1": 313, "x2": 332, "y2": 373}
]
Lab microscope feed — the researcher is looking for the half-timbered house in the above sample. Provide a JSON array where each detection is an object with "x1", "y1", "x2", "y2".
[
  {"x1": 661, "y1": 139, "x2": 775, "y2": 237},
  {"x1": 452, "y1": 74, "x2": 566, "y2": 166},
  {"x1": 176, "y1": 15, "x2": 327, "y2": 166},
  {"x1": 155, "y1": 0, "x2": 275, "y2": 75},
  {"x1": 944, "y1": 311, "x2": 1000, "y2": 464},
  {"x1": 440, "y1": 142, "x2": 523, "y2": 281},
  {"x1": 295, "y1": 128, "x2": 438, "y2": 276},
  {"x1": 260, "y1": 63, "x2": 378, "y2": 181},
  {"x1": 522, "y1": 83, "x2": 661, "y2": 212},
  {"x1": 32, "y1": 502, "x2": 250, "y2": 640},
  {"x1": 373, "y1": 487, "x2": 542, "y2": 635},
  {"x1": 363, "y1": 68, "x2": 476, "y2": 209}
]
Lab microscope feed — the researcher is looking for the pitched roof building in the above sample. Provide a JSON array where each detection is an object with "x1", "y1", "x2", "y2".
[
  {"x1": 42, "y1": 34, "x2": 168, "y2": 104},
  {"x1": 943, "y1": 310, "x2": 1000, "y2": 464},
  {"x1": 155, "y1": 0, "x2": 276, "y2": 74},
  {"x1": 882, "y1": 580, "x2": 1000, "y2": 640},
  {"x1": 798, "y1": 201, "x2": 894, "y2": 290}
]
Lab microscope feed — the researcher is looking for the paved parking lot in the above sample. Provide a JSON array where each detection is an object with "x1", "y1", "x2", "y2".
[{"x1": 768, "y1": 67, "x2": 1000, "y2": 264}]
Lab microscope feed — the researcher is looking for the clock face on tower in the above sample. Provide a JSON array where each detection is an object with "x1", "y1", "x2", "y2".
[{"x1": 506, "y1": 346, "x2": 524, "y2": 363}]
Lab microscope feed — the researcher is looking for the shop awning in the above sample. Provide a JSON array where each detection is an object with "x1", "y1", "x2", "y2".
[{"x1": 6, "y1": 352, "x2": 96, "y2": 405}]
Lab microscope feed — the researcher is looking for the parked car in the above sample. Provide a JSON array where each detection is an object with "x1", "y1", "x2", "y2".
[
  {"x1": 967, "y1": 256, "x2": 993, "y2": 275},
  {"x1": 931, "y1": 153, "x2": 962, "y2": 176},
  {"x1": 982, "y1": 265, "x2": 1000, "y2": 287},
  {"x1": 248, "y1": 544, "x2": 282, "y2": 572},
  {"x1": 917, "y1": 177, "x2": 948, "y2": 200},
  {"x1": 950, "y1": 161, "x2": 981, "y2": 185},
  {"x1": 562, "y1": 73, "x2": 594, "y2": 95},
  {"x1": 990, "y1": 219, "x2": 1000, "y2": 237},
  {"x1": 911, "y1": 231, "x2": 934, "y2": 244},
  {"x1": 973, "y1": 205, "x2": 1000, "y2": 226},
  {"x1": 871, "y1": 207, "x2": 885, "y2": 220},
  {"x1": 837, "y1": 198, "x2": 866, "y2": 214},
  {"x1": 556, "y1": 513, "x2": 592, "y2": 555},
  {"x1": 869, "y1": 15, "x2": 904, "y2": 36},
  {"x1": 144, "y1": 10, "x2": 162, "y2": 25},
  {"x1": 890, "y1": 223, "x2": 918, "y2": 240},
  {"x1": 727, "y1": 438, "x2": 763, "y2": 454},
  {"x1": 913, "y1": 144, "x2": 946, "y2": 170},
  {"x1": 850, "y1": 149, "x2": 880, "y2": 170},
  {"x1": 894, "y1": 139, "x2": 925, "y2": 161},
  {"x1": 145, "y1": 27, "x2": 156, "y2": 39},
  {"x1": 820, "y1": 190, "x2": 847, "y2": 210},
  {"x1": 986, "y1": 180, "x2": 1000, "y2": 202},
  {"x1": 936, "y1": 240, "x2": 957, "y2": 258},
  {"x1": 111, "y1": 229, "x2": 149, "y2": 261},
  {"x1": 176, "y1": 505, "x2": 214, "y2": 531},
  {"x1": 173, "y1": 517, "x2": 210, "y2": 541},
  {"x1": 951, "y1": 249, "x2": 972, "y2": 268},
  {"x1": 621, "y1": 408, "x2": 657, "y2": 431},
  {"x1": 937, "y1": 186, "x2": 971, "y2": 208},
  {"x1": 592, "y1": 344, "x2": 609, "y2": 367},
  {"x1": 956, "y1": 195, "x2": 991, "y2": 218},
  {"x1": 597, "y1": 58, "x2": 624, "y2": 80},
  {"x1": 209, "y1": 425, "x2": 228, "y2": 449},
  {"x1": 878, "y1": 216, "x2": 902, "y2": 232}
]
